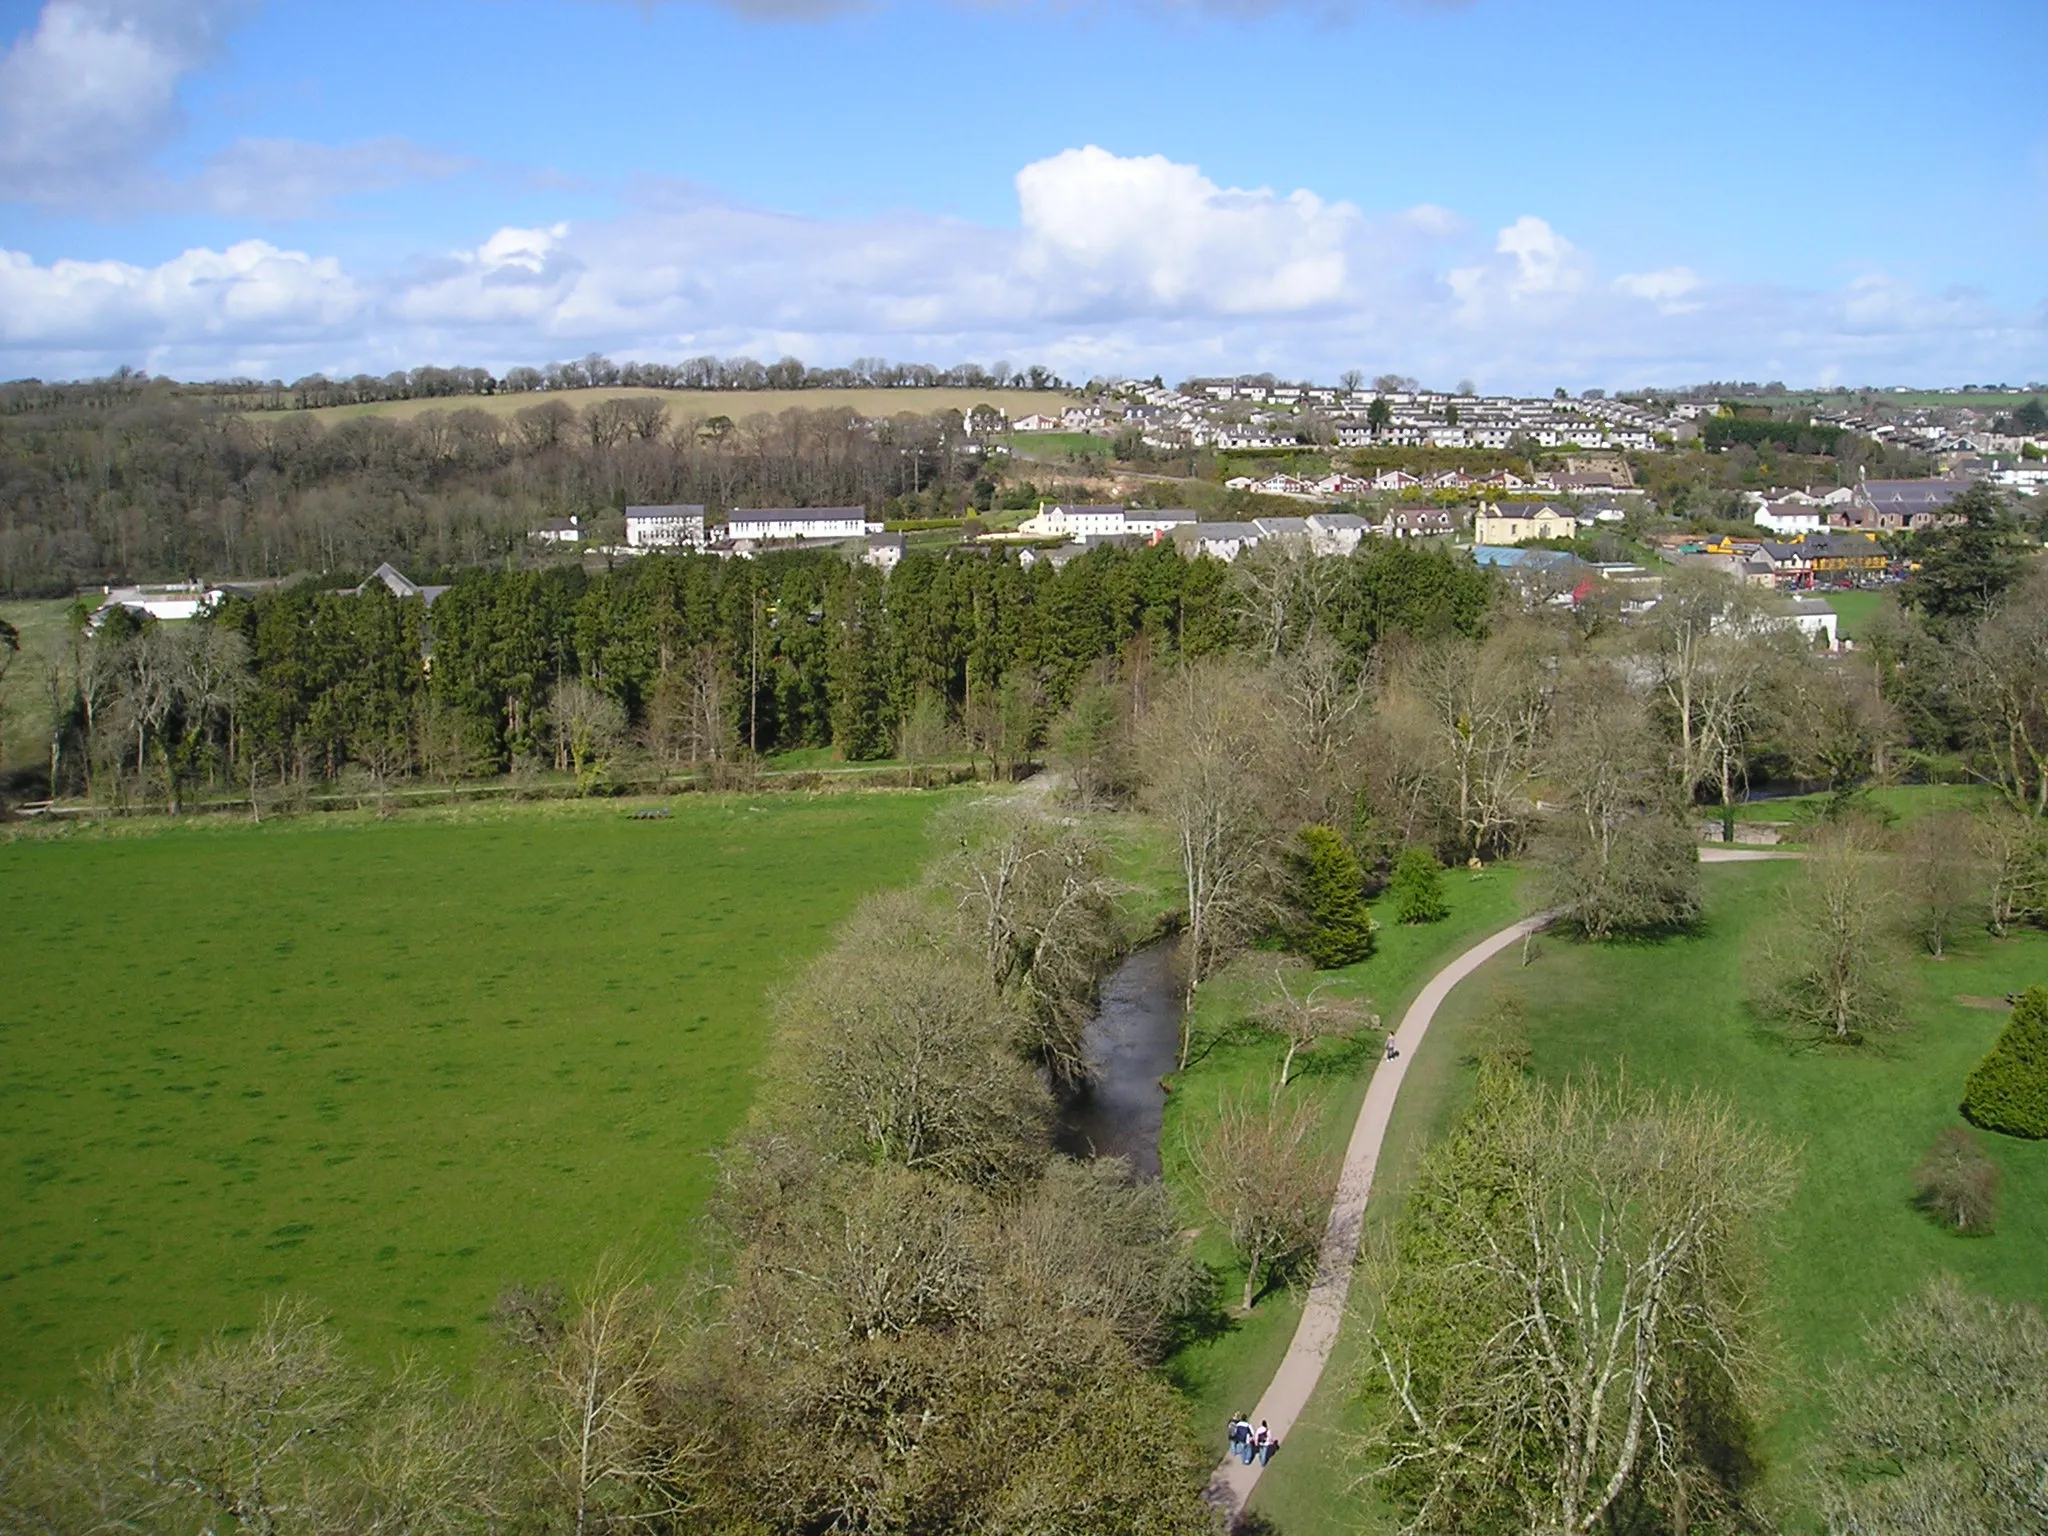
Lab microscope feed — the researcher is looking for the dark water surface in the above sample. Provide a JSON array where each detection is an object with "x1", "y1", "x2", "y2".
[{"x1": 1052, "y1": 941, "x2": 1184, "y2": 1179}]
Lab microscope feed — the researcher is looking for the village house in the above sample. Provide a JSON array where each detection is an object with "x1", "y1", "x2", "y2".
[
  {"x1": 1834, "y1": 479, "x2": 1972, "y2": 531},
  {"x1": 862, "y1": 532, "x2": 905, "y2": 572},
  {"x1": 1753, "y1": 499, "x2": 1826, "y2": 535},
  {"x1": 624, "y1": 504, "x2": 707, "y2": 549},
  {"x1": 353, "y1": 563, "x2": 450, "y2": 606},
  {"x1": 1172, "y1": 521, "x2": 1263, "y2": 562},
  {"x1": 1305, "y1": 511, "x2": 1369, "y2": 556},
  {"x1": 533, "y1": 516, "x2": 583, "y2": 544},
  {"x1": 1385, "y1": 506, "x2": 1457, "y2": 539},
  {"x1": 1472, "y1": 503, "x2": 1575, "y2": 545}
]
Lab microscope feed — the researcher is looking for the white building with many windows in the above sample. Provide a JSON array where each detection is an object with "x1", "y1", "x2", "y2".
[
  {"x1": 1016, "y1": 504, "x2": 1196, "y2": 539},
  {"x1": 625, "y1": 504, "x2": 707, "y2": 549},
  {"x1": 725, "y1": 507, "x2": 876, "y2": 541}
]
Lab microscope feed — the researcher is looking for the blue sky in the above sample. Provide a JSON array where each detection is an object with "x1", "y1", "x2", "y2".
[{"x1": 1, "y1": 0, "x2": 2043, "y2": 390}]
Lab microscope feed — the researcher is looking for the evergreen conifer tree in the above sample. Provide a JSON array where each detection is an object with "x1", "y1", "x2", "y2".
[
  {"x1": 1292, "y1": 825, "x2": 1376, "y2": 968},
  {"x1": 1388, "y1": 846, "x2": 1450, "y2": 924},
  {"x1": 1963, "y1": 985, "x2": 2048, "y2": 1138}
]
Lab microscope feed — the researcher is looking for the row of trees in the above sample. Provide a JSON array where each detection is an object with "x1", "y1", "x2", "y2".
[
  {"x1": 20, "y1": 539, "x2": 1494, "y2": 807},
  {"x1": 2, "y1": 358, "x2": 1071, "y2": 417}
]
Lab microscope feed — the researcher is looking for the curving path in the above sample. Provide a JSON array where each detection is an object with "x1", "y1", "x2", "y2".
[{"x1": 1204, "y1": 913, "x2": 1551, "y2": 1524}]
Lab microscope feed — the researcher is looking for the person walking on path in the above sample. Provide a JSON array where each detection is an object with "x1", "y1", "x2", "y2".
[
  {"x1": 1254, "y1": 1421, "x2": 1275, "y2": 1467},
  {"x1": 1227, "y1": 1413, "x2": 1249, "y2": 1464}
]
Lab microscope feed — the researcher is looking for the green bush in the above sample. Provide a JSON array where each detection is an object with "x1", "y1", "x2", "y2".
[
  {"x1": 1291, "y1": 825, "x2": 1376, "y2": 969},
  {"x1": 1388, "y1": 846, "x2": 1449, "y2": 924},
  {"x1": 1962, "y1": 985, "x2": 2048, "y2": 1139}
]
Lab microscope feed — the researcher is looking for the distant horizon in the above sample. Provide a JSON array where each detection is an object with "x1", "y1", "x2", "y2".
[{"x1": 9, "y1": 363, "x2": 2046, "y2": 402}]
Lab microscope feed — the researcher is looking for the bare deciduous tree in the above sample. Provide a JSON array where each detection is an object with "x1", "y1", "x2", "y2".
[
  {"x1": 1949, "y1": 575, "x2": 2048, "y2": 816},
  {"x1": 1186, "y1": 1091, "x2": 1329, "y2": 1311},
  {"x1": 1250, "y1": 956, "x2": 1377, "y2": 1093},
  {"x1": 1817, "y1": 1277, "x2": 2048, "y2": 1536},
  {"x1": 1641, "y1": 569, "x2": 1797, "y2": 837},
  {"x1": 944, "y1": 807, "x2": 1120, "y2": 1088},
  {"x1": 547, "y1": 678, "x2": 627, "y2": 794},
  {"x1": 1139, "y1": 662, "x2": 1285, "y2": 1055},
  {"x1": 774, "y1": 893, "x2": 1051, "y2": 1189},
  {"x1": 1971, "y1": 802, "x2": 2048, "y2": 937},
  {"x1": 1899, "y1": 810, "x2": 1984, "y2": 958},
  {"x1": 1535, "y1": 675, "x2": 1701, "y2": 940},
  {"x1": 1362, "y1": 1070, "x2": 1793, "y2": 1536},
  {"x1": 502, "y1": 1268, "x2": 708, "y2": 1536},
  {"x1": 1382, "y1": 627, "x2": 1553, "y2": 861},
  {"x1": 1760, "y1": 821, "x2": 1904, "y2": 1042},
  {"x1": 1230, "y1": 537, "x2": 1334, "y2": 662}
]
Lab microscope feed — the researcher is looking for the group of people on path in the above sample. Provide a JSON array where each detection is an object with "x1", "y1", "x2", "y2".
[{"x1": 1226, "y1": 1413, "x2": 1276, "y2": 1467}]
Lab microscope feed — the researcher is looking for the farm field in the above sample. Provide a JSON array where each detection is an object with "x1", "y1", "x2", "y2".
[
  {"x1": 252, "y1": 386, "x2": 1075, "y2": 426},
  {"x1": 0, "y1": 793, "x2": 948, "y2": 1400},
  {"x1": 1247, "y1": 852, "x2": 2048, "y2": 1534}
]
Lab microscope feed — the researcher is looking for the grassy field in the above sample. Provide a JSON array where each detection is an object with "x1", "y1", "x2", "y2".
[
  {"x1": 1000, "y1": 430, "x2": 1113, "y2": 462},
  {"x1": 1819, "y1": 587, "x2": 1891, "y2": 640},
  {"x1": 258, "y1": 387, "x2": 1075, "y2": 426},
  {"x1": 1729, "y1": 782, "x2": 1994, "y2": 829},
  {"x1": 0, "y1": 793, "x2": 950, "y2": 1400},
  {"x1": 1161, "y1": 866, "x2": 1530, "y2": 1446},
  {"x1": 1248, "y1": 851, "x2": 2048, "y2": 1534},
  {"x1": 0, "y1": 599, "x2": 77, "y2": 781}
]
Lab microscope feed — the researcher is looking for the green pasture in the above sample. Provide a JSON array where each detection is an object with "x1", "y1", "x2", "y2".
[
  {"x1": 1000, "y1": 430, "x2": 1112, "y2": 461},
  {"x1": 0, "y1": 599, "x2": 77, "y2": 778},
  {"x1": 1161, "y1": 865, "x2": 1529, "y2": 1442},
  {"x1": 1819, "y1": 587, "x2": 1890, "y2": 639},
  {"x1": 1249, "y1": 848, "x2": 2048, "y2": 1534},
  {"x1": 0, "y1": 793, "x2": 947, "y2": 1400}
]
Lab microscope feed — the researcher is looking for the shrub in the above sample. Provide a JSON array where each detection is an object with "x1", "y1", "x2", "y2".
[
  {"x1": 1290, "y1": 825, "x2": 1376, "y2": 969},
  {"x1": 1388, "y1": 847, "x2": 1449, "y2": 925},
  {"x1": 1911, "y1": 1128, "x2": 2000, "y2": 1233},
  {"x1": 1962, "y1": 985, "x2": 2048, "y2": 1138}
]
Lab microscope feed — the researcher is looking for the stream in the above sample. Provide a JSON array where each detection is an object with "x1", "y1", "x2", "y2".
[{"x1": 1052, "y1": 940, "x2": 1184, "y2": 1180}]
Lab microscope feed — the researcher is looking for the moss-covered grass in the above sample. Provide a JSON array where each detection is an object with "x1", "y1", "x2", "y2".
[{"x1": 0, "y1": 792, "x2": 952, "y2": 1399}]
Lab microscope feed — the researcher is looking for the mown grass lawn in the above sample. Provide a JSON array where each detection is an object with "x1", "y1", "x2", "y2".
[
  {"x1": 1818, "y1": 587, "x2": 1891, "y2": 640},
  {"x1": 1250, "y1": 851, "x2": 2048, "y2": 1534},
  {"x1": 0, "y1": 792, "x2": 950, "y2": 1399}
]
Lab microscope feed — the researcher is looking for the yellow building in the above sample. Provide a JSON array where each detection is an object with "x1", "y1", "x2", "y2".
[{"x1": 1472, "y1": 503, "x2": 1577, "y2": 545}]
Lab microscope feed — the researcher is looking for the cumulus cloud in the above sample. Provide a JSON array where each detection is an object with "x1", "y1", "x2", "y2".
[
  {"x1": 2, "y1": 147, "x2": 2042, "y2": 389},
  {"x1": 0, "y1": 0, "x2": 468, "y2": 214},
  {"x1": 1017, "y1": 146, "x2": 1360, "y2": 315},
  {"x1": 0, "y1": 0, "x2": 248, "y2": 202},
  {"x1": 0, "y1": 240, "x2": 360, "y2": 348}
]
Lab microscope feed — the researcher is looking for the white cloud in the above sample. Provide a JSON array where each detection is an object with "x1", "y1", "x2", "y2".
[
  {"x1": 1614, "y1": 265, "x2": 1702, "y2": 312},
  {"x1": 0, "y1": 240, "x2": 361, "y2": 357},
  {"x1": 1016, "y1": 146, "x2": 1360, "y2": 315},
  {"x1": 0, "y1": 1, "x2": 468, "y2": 215},
  {"x1": 0, "y1": 0, "x2": 247, "y2": 203},
  {"x1": 196, "y1": 137, "x2": 473, "y2": 219},
  {"x1": 2, "y1": 148, "x2": 2042, "y2": 390}
]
